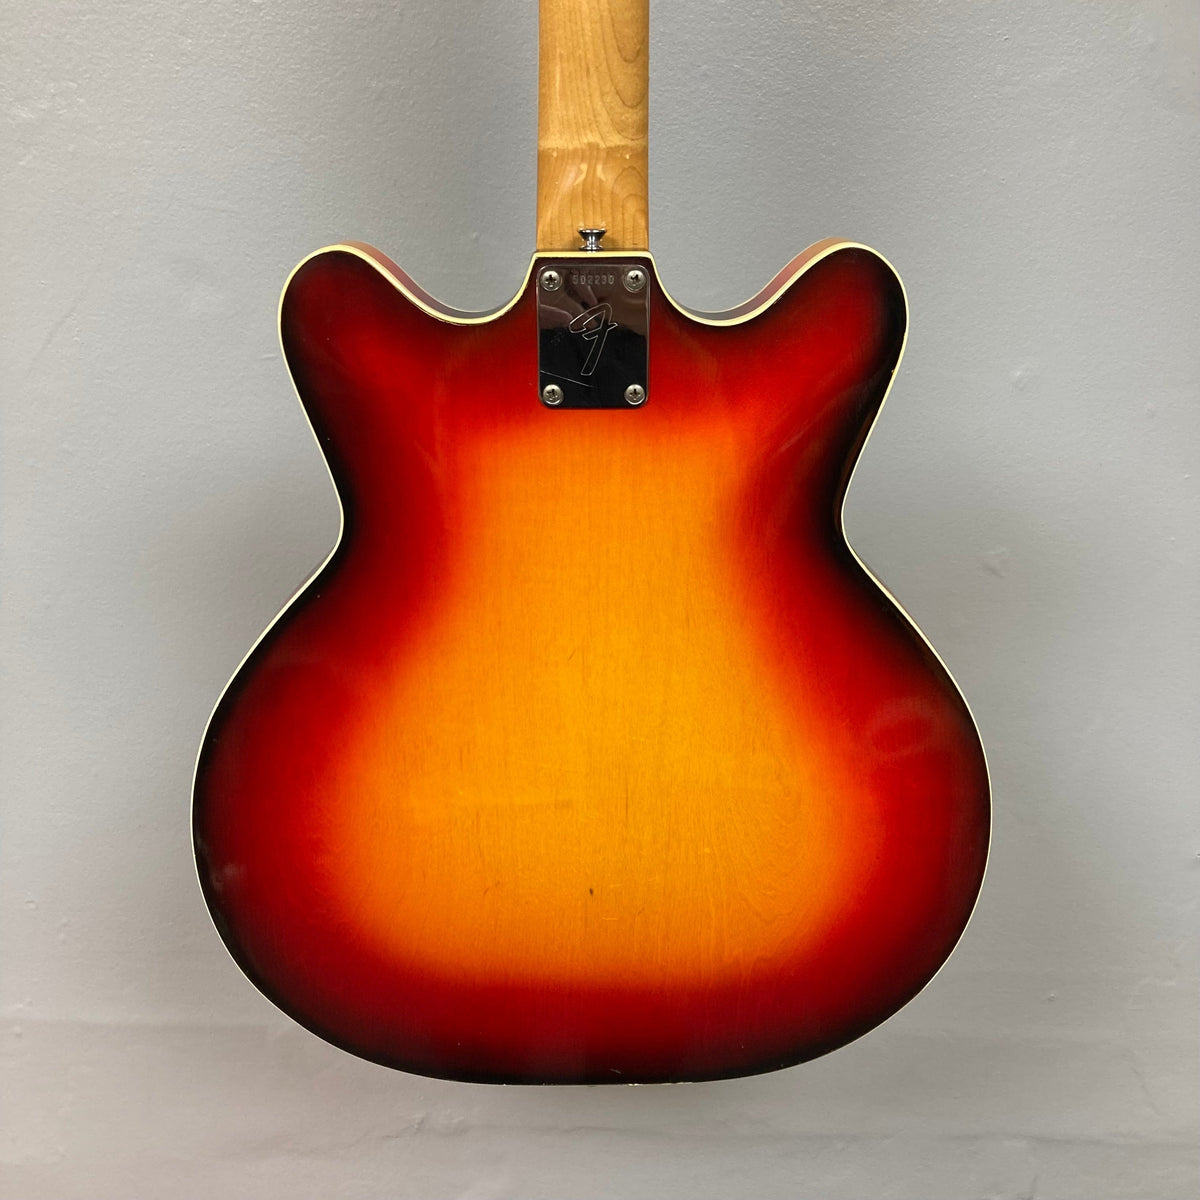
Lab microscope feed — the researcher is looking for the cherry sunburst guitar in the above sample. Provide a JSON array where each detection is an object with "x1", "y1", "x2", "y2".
[{"x1": 194, "y1": 0, "x2": 989, "y2": 1083}]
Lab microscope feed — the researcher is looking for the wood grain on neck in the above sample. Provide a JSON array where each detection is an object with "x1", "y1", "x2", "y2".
[{"x1": 537, "y1": 0, "x2": 649, "y2": 251}]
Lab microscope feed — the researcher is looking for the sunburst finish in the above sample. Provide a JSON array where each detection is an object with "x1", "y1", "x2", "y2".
[{"x1": 193, "y1": 243, "x2": 989, "y2": 1083}]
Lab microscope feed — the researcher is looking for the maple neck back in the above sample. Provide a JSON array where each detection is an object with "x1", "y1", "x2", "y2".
[{"x1": 537, "y1": 0, "x2": 649, "y2": 251}]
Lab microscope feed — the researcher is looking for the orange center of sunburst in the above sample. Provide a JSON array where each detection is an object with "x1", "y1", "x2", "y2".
[{"x1": 323, "y1": 412, "x2": 870, "y2": 987}]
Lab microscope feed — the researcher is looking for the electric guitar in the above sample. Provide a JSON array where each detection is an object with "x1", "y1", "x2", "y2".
[{"x1": 194, "y1": 0, "x2": 989, "y2": 1083}]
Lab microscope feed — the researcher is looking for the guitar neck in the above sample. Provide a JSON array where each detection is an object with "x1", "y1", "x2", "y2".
[{"x1": 537, "y1": 0, "x2": 649, "y2": 252}]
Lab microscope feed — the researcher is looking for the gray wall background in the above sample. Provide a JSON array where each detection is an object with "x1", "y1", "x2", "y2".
[{"x1": 2, "y1": 1, "x2": 1196, "y2": 1197}]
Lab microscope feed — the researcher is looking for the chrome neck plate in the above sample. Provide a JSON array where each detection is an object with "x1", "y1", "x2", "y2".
[{"x1": 536, "y1": 258, "x2": 650, "y2": 410}]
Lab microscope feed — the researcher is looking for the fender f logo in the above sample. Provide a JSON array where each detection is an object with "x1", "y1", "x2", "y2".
[{"x1": 568, "y1": 303, "x2": 619, "y2": 376}]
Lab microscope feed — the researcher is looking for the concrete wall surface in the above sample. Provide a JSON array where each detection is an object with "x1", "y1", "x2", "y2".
[{"x1": 2, "y1": 1, "x2": 1197, "y2": 1197}]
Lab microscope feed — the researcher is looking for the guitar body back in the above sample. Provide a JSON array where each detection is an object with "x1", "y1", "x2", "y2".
[{"x1": 193, "y1": 243, "x2": 989, "y2": 1083}]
